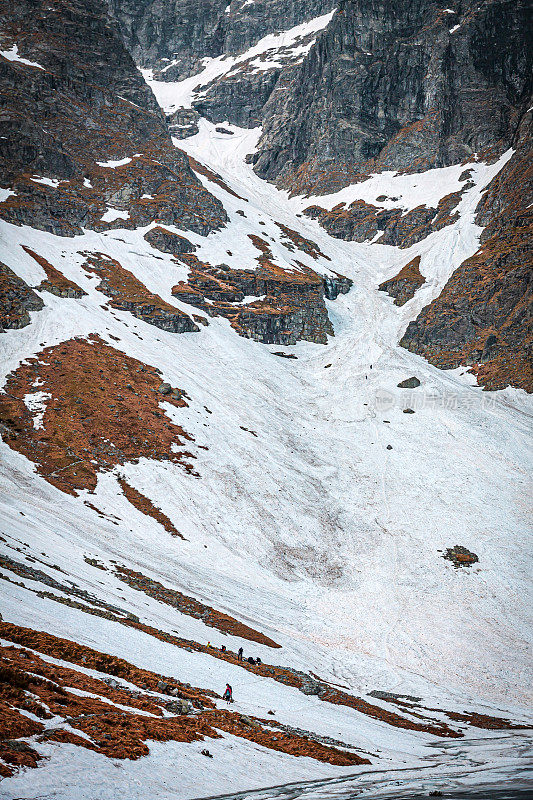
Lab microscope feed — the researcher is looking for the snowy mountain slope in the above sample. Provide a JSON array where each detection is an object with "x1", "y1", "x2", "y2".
[
  {"x1": 0, "y1": 1, "x2": 532, "y2": 797},
  {"x1": 1, "y1": 113, "x2": 532, "y2": 797}
]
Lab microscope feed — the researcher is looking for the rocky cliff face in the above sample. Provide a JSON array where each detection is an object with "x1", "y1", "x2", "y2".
[
  {"x1": 171, "y1": 251, "x2": 351, "y2": 345},
  {"x1": 400, "y1": 112, "x2": 533, "y2": 392},
  {"x1": 0, "y1": 0, "x2": 226, "y2": 237},
  {"x1": 252, "y1": 0, "x2": 532, "y2": 195},
  {"x1": 108, "y1": 0, "x2": 335, "y2": 79}
]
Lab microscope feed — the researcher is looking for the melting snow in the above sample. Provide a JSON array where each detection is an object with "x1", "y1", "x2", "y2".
[
  {"x1": 0, "y1": 188, "x2": 15, "y2": 202},
  {"x1": 96, "y1": 155, "x2": 141, "y2": 168},
  {"x1": 31, "y1": 176, "x2": 61, "y2": 188},
  {"x1": 23, "y1": 391, "x2": 51, "y2": 430}
]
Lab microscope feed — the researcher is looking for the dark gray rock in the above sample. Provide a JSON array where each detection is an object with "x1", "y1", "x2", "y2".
[
  {"x1": 167, "y1": 107, "x2": 200, "y2": 138},
  {"x1": 443, "y1": 545, "x2": 479, "y2": 568},
  {"x1": 397, "y1": 377, "x2": 421, "y2": 388},
  {"x1": 144, "y1": 226, "x2": 195, "y2": 255},
  {"x1": 108, "y1": 0, "x2": 335, "y2": 78},
  {"x1": 167, "y1": 698, "x2": 193, "y2": 714},
  {"x1": 0, "y1": 263, "x2": 44, "y2": 331},
  {"x1": 299, "y1": 678, "x2": 323, "y2": 696},
  {"x1": 323, "y1": 274, "x2": 352, "y2": 300},
  {"x1": 399, "y1": 112, "x2": 533, "y2": 393},
  {"x1": 253, "y1": 0, "x2": 532, "y2": 194},
  {"x1": 0, "y1": 0, "x2": 227, "y2": 237}
]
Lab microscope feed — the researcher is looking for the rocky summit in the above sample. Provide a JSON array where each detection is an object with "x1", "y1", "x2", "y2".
[{"x1": 0, "y1": 1, "x2": 531, "y2": 799}]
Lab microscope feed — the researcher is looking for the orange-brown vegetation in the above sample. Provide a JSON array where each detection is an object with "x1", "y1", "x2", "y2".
[
  {"x1": 117, "y1": 477, "x2": 184, "y2": 538},
  {"x1": 275, "y1": 223, "x2": 331, "y2": 261},
  {"x1": 379, "y1": 255, "x2": 426, "y2": 306},
  {"x1": 22, "y1": 246, "x2": 86, "y2": 297},
  {"x1": 188, "y1": 155, "x2": 243, "y2": 199},
  {"x1": 172, "y1": 249, "x2": 335, "y2": 345},
  {"x1": 115, "y1": 566, "x2": 281, "y2": 647},
  {"x1": 400, "y1": 217, "x2": 533, "y2": 391},
  {"x1": 81, "y1": 251, "x2": 196, "y2": 331},
  {"x1": 0, "y1": 335, "x2": 195, "y2": 495},
  {"x1": 0, "y1": 624, "x2": 368, "y2": 777}
]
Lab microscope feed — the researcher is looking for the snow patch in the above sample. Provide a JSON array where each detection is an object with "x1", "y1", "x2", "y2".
[
  {"x1": 0, "y1": 188, "x2": 15, "y2": 202},
  {"x1": 23, "y1": 391, "x2": 51, "y2": 430},
  {"x1": 96, "y1": 156, "x2": 141, "y2": 168},
  {"x1": 0, "y1": 44, "x2": 45, "y2": 70},
  {"x1": 101, "y1": 208, "x2": 130, "y2": 223},
  {"x1": 31, "y1": 176, "x2": 61, "y2": 188}
]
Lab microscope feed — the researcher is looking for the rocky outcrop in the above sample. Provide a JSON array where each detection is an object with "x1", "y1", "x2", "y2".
[
  {"x1": 323, "y1": 274, "x2": 353, "y2": 300},
  {"x1": 172, "y1": 254, "x2": 346, "y2": 345},
  {"x1": 21, "y1": 247, "x2": 86, "y2": 298},
  {"x1": 0, "y1": 262, "x2": 44, "y2": 331},
  {"x1": 443, "y1": 546, "x2": 479, "y2": 568},
  {"x1": 379, "y1": 256, "x2": 425, "y2": 306},
  {"x1": 194, "y1": 67, "x2": 281, "y2": 130},
  {"x1": 166, "y1": 107, "x2": 200, "y2": 138},
  {"x1": 252, "y1": 0, "x2": 532, "y2": 195},
  {"x1": 143, "y1": 226, "x2": 195, "y2": 255},
  {"x1": 305, "y1": 189, "x2": 463, "y2": 246},
  {"x1": 82, "y1": 252, "x2": 198, "y2": 334},
  {"x1": 0, "y1": 0, "x2": 226, "y2": 236},
  {"x1": 400, "y1": 112, "x2": 533, "y2": 392},
  {"x1": 107, "y1": 0, "x2": 337, "y2": 135},
  {"x1": 397, "y1": 376, "x2": 421, "y2": 389}
]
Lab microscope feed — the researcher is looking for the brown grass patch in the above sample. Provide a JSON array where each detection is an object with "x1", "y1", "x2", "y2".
[{"x1": 0, "y1": 335, "x2": 195, "y2": 495}]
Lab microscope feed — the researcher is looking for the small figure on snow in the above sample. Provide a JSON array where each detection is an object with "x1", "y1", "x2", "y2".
[
  {"x1": 238, "y1": 647, "x2": 243, "y2": 662},
  {"x1": 223, "y1": 683, "x2": 233, "y2": 702}
]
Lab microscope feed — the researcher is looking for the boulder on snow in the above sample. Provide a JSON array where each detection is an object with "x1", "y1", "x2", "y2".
[
  {"x1": 443, "y1": 545, "x2": 479, "y2": 568},
  {"x1": 397, "y1": 376, "x2": 421, "y2": 388},
  {"x1": 167, "y1": 698, "x2": 193, "y2": 714}
]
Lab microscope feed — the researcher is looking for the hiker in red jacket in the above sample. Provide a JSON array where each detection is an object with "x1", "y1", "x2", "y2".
[{"x1": 223, "y1": 683, "x2": 233, "y2": 702}]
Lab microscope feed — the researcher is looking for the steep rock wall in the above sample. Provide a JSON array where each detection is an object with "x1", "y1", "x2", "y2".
[{"x1": 252, "y1": 0, "x2": 532, "y2": 195}]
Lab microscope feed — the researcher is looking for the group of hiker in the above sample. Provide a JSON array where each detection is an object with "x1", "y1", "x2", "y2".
[
  {"x1": 207, "y1": 642, "x2": 262, "y2": 665},
  {"x1": 205, "y1": 643, "x2": 262, "y2": 703},
  {"x1": 237, "y1": 645, "x2": 261, "y2": 665}
]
